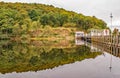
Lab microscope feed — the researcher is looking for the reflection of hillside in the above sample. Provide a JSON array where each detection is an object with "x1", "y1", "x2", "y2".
[
  {"x1": 0, "y1": 40, "x2": 13, "y2": 51},
  {"x1": 30, "y1": 40, "x2": 75, "y2": 49},
  {"x1": 0, "y1": 41, "x2": 102, "y2": 74},
  {"x1": 0, "y1": 40, "x2": 11, "y2": 46}
]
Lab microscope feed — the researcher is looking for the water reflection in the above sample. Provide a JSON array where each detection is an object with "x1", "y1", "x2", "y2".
[
  {"x1": 75, "y1": 39, "x2": 84, "y2": 45},
  {"x1": 0, "y1": 40, "x2": 102, "y2": 74},
  {"x1": 76, "y1": 39, "x2": 103, "y2": 53},
  {"x1": 91, "y1": 41, "x2": 120, "y2": 58},
  {"x1": 87, "y1": 41, "x2": 120, "y2": 73},
  {"x1": 1, "y1": 39, "x2": 120, "y2": 78}
]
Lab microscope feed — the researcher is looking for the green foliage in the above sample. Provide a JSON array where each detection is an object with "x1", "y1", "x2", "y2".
[
  {"x1": 113, "y1": 28, "x2": 119, "y2": 36},
  {"x1": 63, "y1": 23, "x2": 76, "y2": 27},
  {"x1": 28, "y1": 10, "x2": 40, "y2": 21},
  {"x1": 0, "y1": 2, "x2": 108, "y2": 38},
  {"x1": 29, "y1": 56, "x2": 39, "y2": 65},
  {"x1": 40, "y1": 14, "x2": 49, "y2": 26}
]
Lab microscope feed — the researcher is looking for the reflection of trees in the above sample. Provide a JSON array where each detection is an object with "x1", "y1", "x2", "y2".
[
  {"x1": 30, "y1": 39, "x2": 73, "y2": 49},
  {"x1": 0, "y1": 42, "x2": 102, "y2": 74}
]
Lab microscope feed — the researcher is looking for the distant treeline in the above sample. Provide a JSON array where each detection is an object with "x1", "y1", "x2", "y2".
[{"x1": 0, "y1": 2, "x2": 108, "y2": 36}]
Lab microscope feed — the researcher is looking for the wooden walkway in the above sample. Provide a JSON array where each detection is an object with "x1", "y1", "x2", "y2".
[
  {"x1": 78, "y1": 35, "x2": 120, "y2": 57},
  {"x1": 91, "y1": 35, "x2": 120, "y2": 57}
]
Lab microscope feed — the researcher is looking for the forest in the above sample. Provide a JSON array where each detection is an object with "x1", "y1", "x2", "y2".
[{"x1": 0, "y1": 2, "x2": 108, "y2": 39}]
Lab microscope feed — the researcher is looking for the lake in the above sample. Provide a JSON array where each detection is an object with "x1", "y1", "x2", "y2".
[{"x1": 0, "y1": 39, "x2": 120, "y2": 78}]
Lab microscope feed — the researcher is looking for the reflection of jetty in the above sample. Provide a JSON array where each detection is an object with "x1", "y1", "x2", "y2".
[
  {"x1": 75, "y1": 39, "x2": 84, "y2": 45},
  {"x1": 75, "y1": 29, "x2": 120, "y2": 57},
  {"x1": 75, "y1": 31, "x2": 91, "y2": 43},
  {"x1": 84, "y1": 35, "x2": 120, "y2": 57},
  {"x1": 91, "y1": 36, "x2": 120, "y2": 56},
  {"x1": 75, "y1": 36, "x2": 120, "y2": 59}
]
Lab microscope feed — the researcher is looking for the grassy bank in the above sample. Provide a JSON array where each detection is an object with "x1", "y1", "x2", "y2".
[{"x1": 28, "y1": 27, "x2": 76, "y2": 40}]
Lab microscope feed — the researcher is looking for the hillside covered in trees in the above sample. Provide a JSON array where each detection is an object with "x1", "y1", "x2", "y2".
[{"x1": 0, "y1": 2, "x2": 108, "y2": 39}]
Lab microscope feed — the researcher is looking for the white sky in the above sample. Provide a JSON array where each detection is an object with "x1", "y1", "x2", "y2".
[{"x1": 1, "y1": 0, "x2": 120, "y2": 29}]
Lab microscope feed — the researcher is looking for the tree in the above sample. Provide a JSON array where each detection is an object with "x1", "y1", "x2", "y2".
[
  {"x1": 28, "y1": 10, "x2": 39, "y2": 21},
  {"x1": 0, "y1": 2, "x2": 108, "y2": 38},
  {"x1": 113, "y1": 28, "x2": 119, "y2": 36},
  {"x1": 40, "y1": 14, "x2": 49, "y2": 26}
]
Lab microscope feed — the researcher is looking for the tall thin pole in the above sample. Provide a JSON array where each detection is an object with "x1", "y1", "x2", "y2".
[
  {"x1": 110, "y1": 13, "x2": 113, "y2": 28},
  {"x1": 109, "y1": 13, "x2": 113, "y2": 71}
]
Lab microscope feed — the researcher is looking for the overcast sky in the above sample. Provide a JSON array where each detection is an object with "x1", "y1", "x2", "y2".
[{"x1": 1, "y1": 0, "x2": 120, "y2": 29}]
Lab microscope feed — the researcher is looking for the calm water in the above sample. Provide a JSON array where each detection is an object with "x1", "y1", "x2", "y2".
[{"x1": 0, "y1": 39, "x2": 120, "y2": 78}]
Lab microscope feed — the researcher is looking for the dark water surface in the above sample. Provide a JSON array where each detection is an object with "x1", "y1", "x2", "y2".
[{"x1": 0, "y1": 40, "x2": 120, "y2": 78}]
